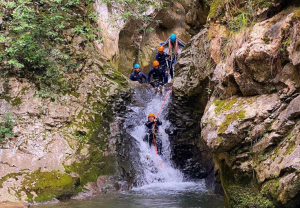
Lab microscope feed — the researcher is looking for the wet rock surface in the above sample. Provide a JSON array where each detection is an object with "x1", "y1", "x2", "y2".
[{"x1": 168, "y1": 30, "x2": 219, "y2": 190}]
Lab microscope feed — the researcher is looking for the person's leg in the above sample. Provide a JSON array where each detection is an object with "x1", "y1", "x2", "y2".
[
  {"x1": 156, "y1": 138, "x2": 162, "y2": 155},
  {"x1": 143, "y1": 134, "x2": 148, "y2": 143},
  {"x1": 150, "y1": 82, "x2": 155, "y2": 88},
  {"x1": 149, "y1": 133, "x2": 154, "y2": 148}
]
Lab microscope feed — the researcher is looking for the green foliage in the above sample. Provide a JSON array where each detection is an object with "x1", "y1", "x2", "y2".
[
  {"x1": 0, "y1": 113, "x2": 17, "y2": 141},
  {"x1": 0, "y1": 0, "x2": 99, "y2": 98}
]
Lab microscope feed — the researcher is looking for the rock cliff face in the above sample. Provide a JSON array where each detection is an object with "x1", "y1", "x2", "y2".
[
  {"x1": 171, "y1": 0, "x2": 300, "y2": 207},
  {"x1": 117, "y1": 1, "x2": 196, "y2": 76},
  {"x1": 0, "y1": 33, "x2": 132, "y2": 202}
]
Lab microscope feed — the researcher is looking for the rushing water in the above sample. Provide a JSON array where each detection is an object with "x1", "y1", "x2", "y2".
[{"x1": 34, "y1": 84, "x2": 224, "y2": 208}]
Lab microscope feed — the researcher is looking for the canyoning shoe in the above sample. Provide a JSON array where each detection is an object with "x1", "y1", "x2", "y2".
[
  {"x1": 154, "y1": 87, "x2": 159, "y2": 92},
  {"x1": 159, "y1": 85, "x2": 162, "y2": 92},
  {"x1": 172, "y1": 78, "x2": 174, "y2": 82}
]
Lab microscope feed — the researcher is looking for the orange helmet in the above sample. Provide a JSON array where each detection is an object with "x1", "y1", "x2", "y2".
[
  {"x1": 148, "y1": 113, "x2": 155, "y2": 117},
  {"x1": 158, "y1": 46, "x2": 164, "y2": 52},
  {"x1": 153, "y1": 60, "x2": 159, "y2": 66}
]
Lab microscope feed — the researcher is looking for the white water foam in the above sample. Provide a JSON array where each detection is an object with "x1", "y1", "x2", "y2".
[{"x1": 126, "y1": 86, "x2": 183, "y2": 187}]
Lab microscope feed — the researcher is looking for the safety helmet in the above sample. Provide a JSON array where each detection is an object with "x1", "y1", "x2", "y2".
[
  {"x1": 170, "y1": 34, "x2": 176, "y2": 42},
  {"x1": 158, "y1": 46, "x2": 164, "y2": 52},
  {"x1": 153, "y1": 60, "x2": 159, "y2": 67},
  {"x1": 134, "y1": 64, "x2": 140, "y2": 69},
  {"x1": 148, "y1": 113, "x2": 155, "y2": 117}
]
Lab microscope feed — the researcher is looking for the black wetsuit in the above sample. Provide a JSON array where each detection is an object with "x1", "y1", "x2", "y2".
[{"x1": 144, "y1": 118, "x2": 163, "y2": 155}]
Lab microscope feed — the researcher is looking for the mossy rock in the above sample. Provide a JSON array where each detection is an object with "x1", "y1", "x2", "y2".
[
  {"x1": 218, "y1": 110, "x2": 246, "y2": 134},
  {"x1": 227, "y1": 184, "x2": 275, "y2": 208},
  {"x1": 214, "y1": 99, "x2": 237, "y2": 114},
  {"x1": 21, "y1": 169, "x2": 78, "y2": 202}
]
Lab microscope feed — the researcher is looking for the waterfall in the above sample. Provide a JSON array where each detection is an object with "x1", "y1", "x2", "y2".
[{"x1": 122, "y1": 83, "x2": 183, "y2": 187}]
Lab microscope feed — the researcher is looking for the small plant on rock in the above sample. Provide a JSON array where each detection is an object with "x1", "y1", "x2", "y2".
[{"x1": 0, "y1": 113, "x2": 18, "y2": 142}]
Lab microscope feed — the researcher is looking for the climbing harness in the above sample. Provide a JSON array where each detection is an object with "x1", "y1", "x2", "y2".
[{"x1": 151, "y1": 84, "x2": 173, "y2": 167}]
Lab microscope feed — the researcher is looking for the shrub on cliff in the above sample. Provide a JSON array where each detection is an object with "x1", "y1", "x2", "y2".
[{"x1": 0, "y1": 0, "x2": 100, "y2": 98}]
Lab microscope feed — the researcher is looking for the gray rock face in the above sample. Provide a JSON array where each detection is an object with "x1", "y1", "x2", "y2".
[{"x1": 168, "y1": 30, "x2": 218, "y2": 188}]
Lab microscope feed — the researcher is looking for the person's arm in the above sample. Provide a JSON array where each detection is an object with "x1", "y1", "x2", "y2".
[
  {"x1": 147, "y1": 69, "x2": 153, "y2": 83},
  {"x1": 177, "y1": 40, "x2": 185, "y2": 47},
  {"x1": 129, "y1": 73, "x2": 134, "y2": 81},
  {"x1": 155, "y1": 53, "x2": 159, "y2": 61},
  {"x1": 155, "y1": 118, "x2": 162, "y2": 126},
  {"x1": 159, "y1": 40, "x2": 168, "y2": 46},
  {"x1": 141, "y1": 73, "x2": 147, "y2": 83},
  {"x1": 168, "y1": 39, "x2": 172, "y2": 55}
]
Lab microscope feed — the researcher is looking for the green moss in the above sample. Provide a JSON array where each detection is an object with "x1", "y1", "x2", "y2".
[
  {"x1": 218, "y1": 110, "x2": 246, "y2": 134},
  {"x1": 11, "y1": 97, "x2": 22, "y2": 106},
  {"x1": 284, "y1": 140, "x2": 296, "y2": 155},
  {"x1": 216, "y1": 156, "x2": 275, "y2": 207},
  {"x1": 21, "y1": 169, "x2": 78, "y2": 202},
  {"x1": 0, "y1": 172, "x2": 23, "y2": 188},
  {"x1": 208, "y1": 0, "x2": 224, "y2": 19},
  {"x1": 261, "y1": 178, "x2": 280, "y2": 201},
  {"x1": 214, "y1": 99, "x2": 237, "y2": 114},
  {"x1": 255, "y1": 0, "x2": 272, "y2": 9},
  {"x1": 292, "y1": 9, "x2": 300, "y2": 21},
  {"x1": 64, "y1": 153, "x2": 115, "y2": 194},
  {"x1": 71, "y1": 91, "x2": 80, "y2": 98},
  {"x1": 227, "y1": 184, "x2": 275, "y2": 208},
  {"x1": 77, "y1": 110, "x2": 83, "y2": 119}
]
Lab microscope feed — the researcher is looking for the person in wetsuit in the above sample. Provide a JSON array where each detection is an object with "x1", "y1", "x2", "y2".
[
  {"x1": 129, "y1": 64, "x2": 147, "y2": 84},
  {"x1": 143, "y1": 113, "x2": 162, "y2": 155},
  {"x1": 155, "y1": 46, "x2": 169, "y2": 83},
  {"x1": 147, "y1": 61, "x2": 166, "y2": 91},
  {"x1": 159, "y1": 34, "x2": 185, "y2": 80}
]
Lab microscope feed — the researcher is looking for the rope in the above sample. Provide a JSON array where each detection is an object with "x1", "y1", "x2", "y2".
[{"x1": 151, "y1": 84, "x2": 173, "y2": 167}]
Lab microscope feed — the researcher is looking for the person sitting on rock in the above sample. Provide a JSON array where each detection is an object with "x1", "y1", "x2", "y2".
[
  {"x1": 155, "y1": 46, "x2": 169, "y2": 83},
  {"x1": 147, "y1": 61, "x2": 166, "y2": 92},
  {"x1": 159, "y1": 34, "x2": 185, "y2": 80},
  {"x1": 143, "y1": 113, "x2": 162, "y2": 155},
  {"x1": 129, "y1": 64, "x2": 147, "y2": 84}
]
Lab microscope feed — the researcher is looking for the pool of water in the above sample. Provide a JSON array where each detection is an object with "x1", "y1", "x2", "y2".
[{"x1": 33, "y1": 181, "x2": 224, "y2": 208}]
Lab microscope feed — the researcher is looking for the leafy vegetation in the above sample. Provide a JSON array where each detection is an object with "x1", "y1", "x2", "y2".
[
  {"x1": 0, "y1": 112, "x2": 17, "y2": 141},
  {"x1": 0, "y1": 0, "x2": 99, "y2": 98}
]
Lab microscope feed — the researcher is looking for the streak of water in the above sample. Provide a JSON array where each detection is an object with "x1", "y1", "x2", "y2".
[{"x1": 124, "y1": 84, "x2": 183, "y2": 186}]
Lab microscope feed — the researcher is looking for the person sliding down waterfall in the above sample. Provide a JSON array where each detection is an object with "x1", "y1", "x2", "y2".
[
  {"x1": 143, "y1": 113, "x2": 163, "y2": 155},
  {"x1": 129, "y1": 64, "x2": 147, "y2": 84},
  {"x1": 159, "y1": 34, "x2": 185, "y2": 81},
  {"x1": 155, "y1": 46, "x2": 169, "y2": 84},
  {"x1": 148, "y1": 60, "x2": 166, "y2": 92}
]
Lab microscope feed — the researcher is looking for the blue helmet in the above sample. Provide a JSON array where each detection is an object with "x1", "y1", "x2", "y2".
[
  {"x1": 134, "y1": 64, "x2": 140, "y2": 69},
  {"x1": 170, "y1": 34, "x2": 176, "y2": 42}
]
